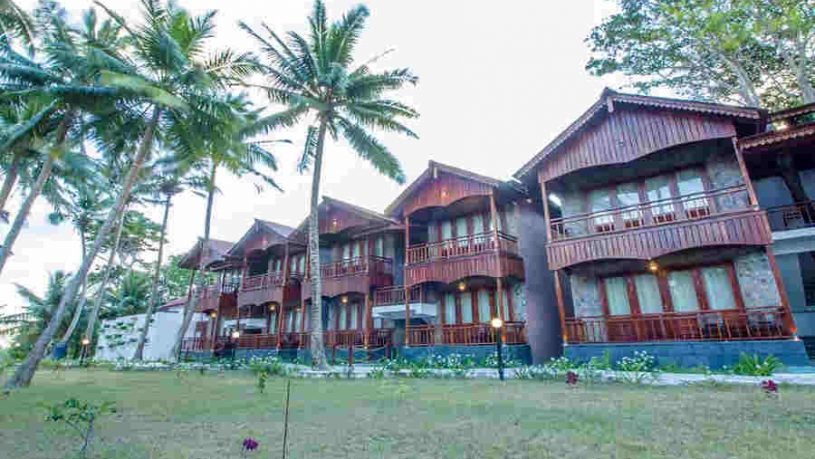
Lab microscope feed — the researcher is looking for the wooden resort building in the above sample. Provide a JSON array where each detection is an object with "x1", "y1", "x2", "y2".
[{"x1": 179, "y1": 89, "x2": 815, "y2": 368}]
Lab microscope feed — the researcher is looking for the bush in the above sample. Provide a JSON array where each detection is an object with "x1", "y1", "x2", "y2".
[
  {"x1": 732, "y1": 353, "x2": 783, "y2": 376},
  {"x1": 43, "y1": 398, "x2": 116, "y2": 458}
]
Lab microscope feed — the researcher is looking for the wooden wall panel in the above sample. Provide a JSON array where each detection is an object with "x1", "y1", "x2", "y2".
[
  {"x1": 403, "y1": 173, "x2": 493, "y2": 217},
  {"x1": 546, "y1": 210, "x2": 771, "y2": 270},
  {"x1": 539, "y1": 108, "x2": 737, "y2": 182},
  {"x1": 405, "y1": 253, "x2": 524, "y2": 286},
  {"x1": 319, "y1": 207, "x2": 374, "y2": 234}
]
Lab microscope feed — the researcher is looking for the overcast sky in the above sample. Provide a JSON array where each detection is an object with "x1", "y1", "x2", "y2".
[{"x1": 2, "y1": 0, "x2": 625, "y2": 319}]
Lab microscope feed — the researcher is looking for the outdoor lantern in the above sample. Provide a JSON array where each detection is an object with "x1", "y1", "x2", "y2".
[
  {"x1": 491, "y1": 317, "x2": 505, "y2": 381},
  {"x1": 231, "y1": 330, "x2": 240, "y2": 340},
  {"x1": 269, "y1": 304, "x2": 276, "y2": 311},
  {"x1": 80, "y1": 337, "x2": 91, "y2": 346},
  {"x1": 341, "y1": 295, "x2": 349, "y2": 304},
  {"x1": 647, "y1": 260, "x2": 659, "y2": 273},
  {"x1": 458, "y1": 281, "x2": 466, "y2": 292},
  {"x1": 777, "y1": 121, "x2": 790, "y2": 131},
  {"x1": 210, "y1": 311, "x2": 217, "y2": 318}
]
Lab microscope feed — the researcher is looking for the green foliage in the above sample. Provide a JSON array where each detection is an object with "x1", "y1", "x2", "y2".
[
  {"x1": 42, "y1": 397, "x2": 116, "y2": 458},
  {"x1": 248, "y1": 356, "x2": 287, "y2": 378},
  {"x1": 732, "y1": 353, "x2": 783, "y2": 376}
]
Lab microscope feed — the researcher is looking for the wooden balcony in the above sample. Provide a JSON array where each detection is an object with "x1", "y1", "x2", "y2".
[
  {"x1": 765, "y1": 201, "x2": 815, "y2": 232},
  {"x1": 406, "y1": 322, "x2": 526, "y2": 346},
  {"x1": 323, "y1": 329, "x2": 394, "y2": 348},
  {"x1": 564, "y1": 307, "x2": 792, "y2": 344},
  {"x1": 373, "y1": 285, "x2": 424, "y2": 306},
  {"x1": 237, "y1": 272, "x2": 286, "y2": 308},
  {"x1": 304, "y1": 256, "x2": 393, "y2": 299},
  {"x1": 547, "y1": 186, "x2": 772, "y2": 269},
  {"x1": 404, "y1": 232, "x2": 524, "y2": 285},
  {"x1": 193, "y1": 284, "x2": 237, "y2": 312}
]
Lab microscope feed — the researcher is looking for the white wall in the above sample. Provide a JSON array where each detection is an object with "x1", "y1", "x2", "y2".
[{"x1": 95, "y1": 309, "x2": 203, "y2": 361}]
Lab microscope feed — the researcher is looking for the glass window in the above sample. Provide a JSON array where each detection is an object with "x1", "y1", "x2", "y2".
[
  {"x1": 604, "y1": 277, "x2": 631, "y2": 316},
  {"x1": 375, "y1": 237, "x2": 384, "y2": 257},
  {"x1": 634, "y1": 274, "x2": 663, "y2": 314},
  {"x1": 472, "y1": 214, "x2": 484, "y2": 235},
  {"x1": 677, "y1": 170, "x2": 707, "y2": 212},
  {"x1": 269, "y1": 312, "x2": 278, "y2": 333},
  {"x1": 352, "y1": 241, "x2": 362, "y2": 258},
  {"x1": 338, "y1": 306, "x2": 347, "y2": 330},
  {"x1": 589, "y1": 189, "x2": 614, "y2": 231},
  {"x1": 342, "y1": 243, "x2": 352, "y2": 261},
  {"x1": 646, "y1": 175, "x2": 674, "y2": 220},
  {"x1": 441, "y1": 220, "x2": 453, "y2": 240},
  {"x1": 668, "y1": 271, "x2": 700, "y2": 312},
  {"x1": 617, "y1": 183, "x2": 642, "y2": 227},
  {"x1": 350, "y1": 303, "x2": 359, "y2": 329},
  {"x1": 477, "y1": 289, "x2": 491, "y2": 323},
  {"x1": 428, "y1": 222, "x2": 437, "y2": 243},
  {"x1": 701, "y1": 266, "x2": 737, "y2": 310},
  {"x1": 294, "y1": 309, "x2": 302, "y2": 332},
  {"x1": 460, "y1": 292, "x2": 473, "y2": 323},
  {"x1": 444, "y1": 293, "x2": 456, "y2": 324},
  {"x1": 298, "y1": 256, "x2": 305, "y2": 274}
]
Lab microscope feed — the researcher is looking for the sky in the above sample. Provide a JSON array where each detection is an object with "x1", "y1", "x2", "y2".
[{"x1": 1, "y1": 0, "x2": 624, "y2": 321}]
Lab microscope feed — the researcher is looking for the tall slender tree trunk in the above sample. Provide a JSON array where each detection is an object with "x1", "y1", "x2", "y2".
[
  {"x1": 0, "y1": 116, "x2": 71, "y2": 278},
  {"x1": 308, "y1": 121, "x2": 328, "y2": 369},
  {"x1": 0, "y1": 151, "x2": 21, "y2": 219},
  {"x1": 57, "y1": 229, "x2": 89, "y2": 350},
  {"x1": 170, "y1": 163, "x2": 217, "y2": 361},
  {"x1": 5, "y1": 107, "x2": 160, "y2": 390},
  {"x1": 81, "y1": 209, "x2": 127, "y2": 352},
  {"x1": 133, "y1": 193, "x2": 172, "y2": 361}
]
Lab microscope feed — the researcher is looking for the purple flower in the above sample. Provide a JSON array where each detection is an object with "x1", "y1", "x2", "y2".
[
  {"x1": 761, "y1": 380, "x2": 778, "y2": 394},
  {"x1": 566, "y1": 371, "x2": 579, "y2": 386},
  {"x1": 242, "y1": 438, "x2": 259, "y2": 452}
]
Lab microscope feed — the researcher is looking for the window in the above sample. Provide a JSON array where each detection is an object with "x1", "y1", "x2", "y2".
[
  {"x1": 646, "y1": 175, "x2": 674, "y2": 223},
  {"x1": 342, "y1": 243, "x2": 352, "y2": 261},
  {"x1": 477, "y1": 289, "x2": 491, "y2": 323},
  {"x1": 677, "y1": 169, "x2": 709, "y2": 217},
  {"x1": 617, "y1": 183, "x2": 643, "y2": 228},
  {"x1": 428, "y1": 222, "x2": 437, "y2": 243},
  {"x1": 701, "y1": 266, "x2": 736, "y2": 310},
  {"x1": 456, "y1": 217, "x2": 469, "y2": 247},
  {"x1": 460, "y1": 292, "x2": 473, "y2": 323},
  {"x1": 634, "y1": 274, "x2": 663, "y2": 314},
  {"x1": 350, "y1": 303, "x2": 359, "y2": 329},
  {"x1": 352, "y1": 240, "x2": 362, "y2": 259},
  {"x1": 441, "y1": 220, "x2": 453, "y2": 240},
  {"x1": 668, "y1": 271, "x2": 700, "y2": 312},
  {"x1": 269, "y1": 312, "x2": 278, "y2": 333},
  {"x1": 444, "y1": 293, "x2": 456, "y2": 324},
  {"x1": 338, "y1": 306, "x2": 347, "y2": 330},
  {"x1": 374, "y1": 236, "x2": 384, "y2": 257},
  {"x1": 589, "y1": 189, "x2": 614, "y2": 233},
  {"x1": 472, "y1": 214, "x2": 484, "y2": 235},
  {"x1": 604, "y1": 277, "x2": 631, "y2": 316}
]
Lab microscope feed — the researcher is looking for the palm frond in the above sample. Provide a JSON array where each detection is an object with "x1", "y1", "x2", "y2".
[{"x1": 336, "y1": 116, "x2": 405, "y2": 184}]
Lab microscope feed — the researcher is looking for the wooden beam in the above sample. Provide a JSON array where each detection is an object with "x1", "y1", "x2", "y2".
[
  {"x1": 731, "y1": 136, "x2": 759, "y2": 208},
  {"x1": 540, "y1": 178, "x2": 552, "y2": 242},
  {"x1": 553, "y1": 270, "x2": 568, "y2": 343},
  {"x1": 404, "y1": 214, "x2": 411, "y2": 346},
  {"x1": 765, "y1": 246, "x2": 797, "y2": 335}
]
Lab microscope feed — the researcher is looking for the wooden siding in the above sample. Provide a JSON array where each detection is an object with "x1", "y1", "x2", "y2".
[
  {"x1": 302, "y1": 256, "x2": 394, "y2": 299},
  {"x1": 538, "y1": 107, "x2": 737, "y2": 182},
  {"x1": 405, "y1": 253, "x2": 524, "y2": 286},
  {"x1": 546, "y1": 210, "x2": 771, "y2": 270},
  {"x1": 403, "y1": 172, "x2": 493, "y2": 216},
  {"x1": 320, "y1": 206, "x2": 379, "y2": 235}
]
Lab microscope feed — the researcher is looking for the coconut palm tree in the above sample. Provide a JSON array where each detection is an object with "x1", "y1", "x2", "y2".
[
  {"x1": 242, "y1": 1, "x2": 419, "y2": 368},
  {"x1": 4, "y1": 0, "x2": 255, "y2": 389},
  {"x1": 0, "y1": 0, "x2": 34, "y2": 44},
  {"x1": 168, "y1": 93, "x2": 282, "y2": 361}
]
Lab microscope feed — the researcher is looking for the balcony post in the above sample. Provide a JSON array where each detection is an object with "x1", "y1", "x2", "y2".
[
  {"x1": 404, "y1": 214, "x2": 411, "y2": 346},
  {"x1": 731, "y1": 137, "x2": 759, "y2": 208},
  {"x1": 554, "y1": 270, "x2": 568, "y2": 344},
  {"x1": 363, "y1": 292, "x2": 372, "y2": 348},
  {"x1": 490, "y1": 190, "x2": 506, "y2": 341},
  {"x1": 765, "y1": 246, "x2": 797, "y2": 336},
  {"x1": 540, "y1": 177, "x2": 552, "y2": 242}
]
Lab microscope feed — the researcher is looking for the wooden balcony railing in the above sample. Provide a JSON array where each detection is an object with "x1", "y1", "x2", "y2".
[
  {"x1": 312, "y1": 256, "x2": 394, "y2": 279},
  {"x1": 550, "y1": 185, "x2": 751, "y2": 241},
  {"x1": 323, "y1": 329, "x2": 394, "y2": 348},
  {"x1": 406, "y1": 232, "x2": 519, "y2": 265},
  {"x1": 181, "y1": 337, "x2": 208, "y2": 352},
  {"x1": 240, "y1": 272, "x2": 285, "y2": 291},
  {"x1": 765, "y1": 201, "x2": 815, "y2": 232},
  {"x1": 406, "y1": 322, "x2": 526, "y2": 346},
  {"x1": 373, "y1": 285, "x2": 424, "y2": 306},
  {"x1": 564, "y1": 307, "x2": 792, "y2": 344},
  {"x1": 236, "y1": 333, "x2": 278, "y2": 349}
]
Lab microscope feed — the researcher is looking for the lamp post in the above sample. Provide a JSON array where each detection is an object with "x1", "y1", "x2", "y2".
[
  {"x1": 491, "y1": 317, "x2": 504, "y2": 381},
  {"x1": 230, "y1": 330, "x2": 240, "y2": 361},
  {"x1": 79, "y1": 337, "x2": 91, "y2": 366}
]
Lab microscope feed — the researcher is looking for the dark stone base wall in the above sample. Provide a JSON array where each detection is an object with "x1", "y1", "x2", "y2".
[
  {"x1": 564, "y1": 340, "x2": 810, "y2": 369},
  {"x1": 397, "y1": 344, "x2": 532, "y2": 364}
]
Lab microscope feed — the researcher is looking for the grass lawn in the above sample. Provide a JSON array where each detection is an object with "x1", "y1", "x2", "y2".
[{"x1": 1, "y1": 369, "x2": 814, "y2": 459}]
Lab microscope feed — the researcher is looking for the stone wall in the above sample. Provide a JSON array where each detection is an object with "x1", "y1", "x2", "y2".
[
  {"x1": 704, "y1": 148, "x2": 749, "y2": 211},
  {"x1": 734, "y1": 250, "x2": 782, "y2": 308}
]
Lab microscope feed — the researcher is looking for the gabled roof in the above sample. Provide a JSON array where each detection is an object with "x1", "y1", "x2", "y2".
[
  {"x1": 385, "y1": 160, "x2": 512, "y2": 217},
  {"x1": 291, "y1": 196, "x2": 398, "y2": 236},
  {"x1": 228, "y1": 219, "x2": 295, "y2": 257},
  {"x1": 177, "y1": 238, "x2": 235, "y2": 269},
  {"x1": 513, "y1": 88, "x2": 765, "y2": 181}
]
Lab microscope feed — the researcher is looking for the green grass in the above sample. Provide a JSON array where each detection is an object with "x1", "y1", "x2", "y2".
[{"x1": 1, "y1": 369, "x2": 814, "y2": 459}]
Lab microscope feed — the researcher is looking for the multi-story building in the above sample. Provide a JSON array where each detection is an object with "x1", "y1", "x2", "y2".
[{"x1": 514, "y1": 89, "x2": 809, "y2": 367}]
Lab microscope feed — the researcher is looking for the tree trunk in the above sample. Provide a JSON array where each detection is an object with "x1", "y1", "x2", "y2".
[
  {"x1": 308, "y1": 121, "x2": 329, "y2": 369},
  {"x1": 777, "y1": 153, "x2": 810, "y2": 204},
  {"x1": 133, "y1": 193, "x2": 172, "y2": 361},
  {"x1": 57, "y1": 229, "x2": 89, "y2": 348},
  {"x1": 0, "y1": 150, "x2": 21, "y2": 219},
  {"x1": 81, "y1": 209, "x2": 127, "y2": 352},
  {"x1": 4, "y1": 107, "x2": 160, "y2": 390},
  {"x1": 170, "y1": 163, "x2": 217, "y2": 361},
  {"x1": 0, "y1": 116, "x2": 70, "y2": 278}
]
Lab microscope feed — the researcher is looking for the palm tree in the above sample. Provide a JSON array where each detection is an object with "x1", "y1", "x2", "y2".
[
  {"x1": 5, "y1": 0, "x2": 256, "y2": 389},
  {"x1": 242, "y1": 1, "x2": 419, "y2": 368},
  {"x1": 168, "y1": 93, "x2": 282, "y2": 361},
  {"x1": 0, "y1": 0, "x2": 34, "y2": 44}
]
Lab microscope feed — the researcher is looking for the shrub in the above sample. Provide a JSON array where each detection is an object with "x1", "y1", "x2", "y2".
[
  {"x1": 733, "y1": 353, "x2": 783, "y2": 376},
  {"x1": 43, "y1": 398, "x2": 116, "y2": 458},
  {"x1": 615, "y1": 351, "x2": 658, "y2": 383}
]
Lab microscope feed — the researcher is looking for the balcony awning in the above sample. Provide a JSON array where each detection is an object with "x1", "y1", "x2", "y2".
[{"x1": 372, "y1": 303, "x2": 437, "y2": 320}]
